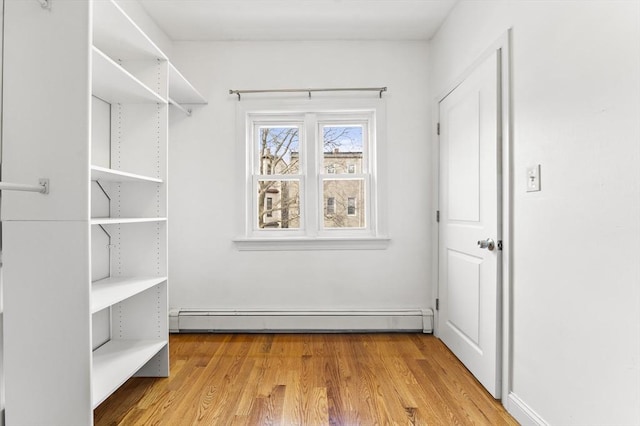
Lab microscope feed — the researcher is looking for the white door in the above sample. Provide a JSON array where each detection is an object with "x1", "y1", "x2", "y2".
[{"x1": 438, "y1": 50, "x2": 502, "y2": 398}]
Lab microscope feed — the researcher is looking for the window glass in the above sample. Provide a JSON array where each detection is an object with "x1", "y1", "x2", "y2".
[
  {"x1": 323, "y1": 179, "x2": 365, "y2": 228},
  {"x1": 257, "y1": 180, "x2": 300, "y2": 229},
  {"x1": 257, "y1": 126, "x2": 300, "y2": 175},
  {"x1": 322, "y1": 125, "x2": 363, "y2": 174}
]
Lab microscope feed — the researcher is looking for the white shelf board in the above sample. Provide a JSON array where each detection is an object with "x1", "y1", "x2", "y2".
[
  {"x1": 92, "y1": 47, "x2": 166, "y2": 104},
  {"x1": 91, "y1": 276, "x2": 167, "y2": 313},
  {"x1": 93, "y1": 0, "x2": 167, "y2": 62},
  {"x1": 91, "y1": 165, "x2": 162, "y2": 183},
  {"x1": 92, "y1": 339, "x2": 167, "y2": 408},
  {"x1": 91, "y1": 217, "x2": 167, "y2": 225},
  {"x1": 169, "y1": 63, "x2": 207, "y2": 105}
]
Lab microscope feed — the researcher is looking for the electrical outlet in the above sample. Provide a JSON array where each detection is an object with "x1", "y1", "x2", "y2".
[{"x1": 526, "y1": 164, "x2": 541, "y2": 192}]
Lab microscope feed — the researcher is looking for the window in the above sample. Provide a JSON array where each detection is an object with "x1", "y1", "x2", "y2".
[
  {"x1": 326, "y1": 197, "x2": 336, "y2": 215},
  {"x1": 347, "y1": 197, "x2": 356, "y2": 216},
  {"x1": 236, "y1": 100, "x2": 388, "y2": 250},
  {"x1": 265, "y1": 197, "x2": 273, "y2": 218}
]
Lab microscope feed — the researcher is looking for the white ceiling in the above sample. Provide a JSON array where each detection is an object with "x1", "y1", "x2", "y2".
[{"x1": 138, "y1": 0, "x2": 458, "y2": 41}]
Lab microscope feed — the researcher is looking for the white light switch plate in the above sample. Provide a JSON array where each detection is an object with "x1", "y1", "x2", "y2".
[{"x1": 527, "y1": 164, "x2": 541, "y2": 192}]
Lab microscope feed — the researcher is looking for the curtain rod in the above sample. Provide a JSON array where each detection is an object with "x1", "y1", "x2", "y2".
[{"x1": 229, "y1": 87, "x2": 387, "y2": 100}]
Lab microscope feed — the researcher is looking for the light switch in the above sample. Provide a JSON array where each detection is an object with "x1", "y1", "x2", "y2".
[{"x1": 526, "y1": 164, "x2": 541, "y2": 192}]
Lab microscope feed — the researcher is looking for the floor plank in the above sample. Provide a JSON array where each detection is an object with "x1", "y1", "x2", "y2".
[{"x1": 94, "y1": 333, "x2": 518, "y2": 425}]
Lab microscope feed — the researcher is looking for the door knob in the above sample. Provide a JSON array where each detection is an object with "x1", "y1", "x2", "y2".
[{"x1": 477, "y1": 238, "x2": 495, "y2": 251}]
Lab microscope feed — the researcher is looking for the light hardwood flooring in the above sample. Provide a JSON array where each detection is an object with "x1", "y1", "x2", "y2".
[{"x1": 94, "y1": 333, "x2": 517, "y2": 425}]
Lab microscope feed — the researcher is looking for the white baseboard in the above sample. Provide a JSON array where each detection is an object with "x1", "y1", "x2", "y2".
[
  {"x1": 507, "y1": 392, "x2": 548, "y2": 426},
  {"x1": 170, "y1": 308, "x2": 433, "y2": 333}
]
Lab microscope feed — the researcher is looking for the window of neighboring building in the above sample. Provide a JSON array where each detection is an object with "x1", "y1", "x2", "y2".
[
  {"x1": 266, "y1": 197, "x2": 273, "y2": 218},
  {"x1": 236, "y1": 100, "x2": 388, "y2": 249},
  {"x1": 347, "y1": 197, "x2": 356, "y2": 216},
  {"x1": 327, "y1": 197, "x2": 336, "y2": 215}
]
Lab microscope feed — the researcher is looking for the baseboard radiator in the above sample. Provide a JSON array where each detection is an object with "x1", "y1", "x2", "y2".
[{"x1": 170, "y1": 309, "x2": 434, "y2": 333}]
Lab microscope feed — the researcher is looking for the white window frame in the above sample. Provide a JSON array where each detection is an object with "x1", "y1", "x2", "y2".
[{"x1": 234, "y1": 99, "x2": 389, "y2": 250}]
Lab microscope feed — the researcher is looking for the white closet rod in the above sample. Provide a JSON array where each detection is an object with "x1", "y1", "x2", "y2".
[{"x1": 0, "y1": 178, "x2": 49, "y2": 194}]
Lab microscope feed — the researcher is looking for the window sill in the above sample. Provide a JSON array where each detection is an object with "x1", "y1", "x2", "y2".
[{"x1": 233, "y1": 236, "x2": 390, "y2": 251}]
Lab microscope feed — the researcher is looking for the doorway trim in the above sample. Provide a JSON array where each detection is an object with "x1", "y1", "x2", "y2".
[{"x1": 432, "y1": 29, "x2": 513, "y2": 402}]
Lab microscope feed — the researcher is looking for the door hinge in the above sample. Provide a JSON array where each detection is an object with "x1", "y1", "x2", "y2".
[
  {"x1": 437, "y1": 122, "x2": 440, "y2": 135},
  {"x1": 497, "y1": 240, "x2": 503, "y2": 251},
  {"x1": 435, "y1": 298, "x2": 439, "y2": 311},
  {"x1": 436, "y1": 210, "x2": 440, "y2": 222}
]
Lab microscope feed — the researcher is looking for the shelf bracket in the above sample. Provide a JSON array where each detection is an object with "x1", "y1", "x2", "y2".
[
  {"x1": 0, "y1": 178, "x2": 49, "y2": 194},
  {"x1": 97, "y1": 225, "x2": 113, "y2": 244},
  {"x1": 95, "y1": 180, "x2": 112, "y2": 201}
]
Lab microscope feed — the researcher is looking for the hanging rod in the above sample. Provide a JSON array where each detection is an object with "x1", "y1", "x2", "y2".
[
  {"x1": 229, "y1": 87, "x2": 387, "y2": 101},
  {"x1": 0, "y1": 179, "x2": 49, "y2": 194}
]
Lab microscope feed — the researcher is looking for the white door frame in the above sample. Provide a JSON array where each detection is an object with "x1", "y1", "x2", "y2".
[{"x1": 432, "y1": 29, "x2": 512, "y2": 402}]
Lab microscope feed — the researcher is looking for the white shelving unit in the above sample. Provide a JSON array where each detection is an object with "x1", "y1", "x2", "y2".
[
  {"x1": 92, "y1": 47, "x2": 166, "y2": 104},
  {"x1": 1, "y1": 1, "x2": 206, "y2": 424},
  {"x1": 92, "y1": 339, "x2": 167, "y2": 408},
  {"x1": 91, "y1": 217, "x2": 168, "y2": 225},
  {"x1": 168, "y1": 63, "x2": 207, "y2": 115},
  {"x1": 91, "y1": 165, "x2": 163, "y2": 183},
  {"x1": 92, "y1": 276, "x2": 168, "y2": 313}
]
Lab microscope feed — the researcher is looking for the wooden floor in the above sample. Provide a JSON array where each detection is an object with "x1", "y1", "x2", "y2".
[{"x1": 95, "y1": 333, "x2": 517, "y2": 425}]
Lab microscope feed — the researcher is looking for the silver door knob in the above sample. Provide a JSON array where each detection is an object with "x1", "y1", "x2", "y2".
[{"x1": 477, "y1": 238, "x2": 495, "y2": 251}]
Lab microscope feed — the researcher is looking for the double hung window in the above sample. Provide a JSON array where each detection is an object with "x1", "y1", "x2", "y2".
[{"x1": 237, "y1": 101, "x2": 387, "y2": 248}]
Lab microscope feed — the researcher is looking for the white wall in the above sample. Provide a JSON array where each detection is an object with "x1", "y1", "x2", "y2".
[
  {"x1": 429, "y1": 1, "x2": 640, "y2": 424},
  {"x1": 0, "y1": 1, "x2": 5, "y2": 423},
  {"x1": 167, "y1": 41, "x2": 432, "y2": 315}
]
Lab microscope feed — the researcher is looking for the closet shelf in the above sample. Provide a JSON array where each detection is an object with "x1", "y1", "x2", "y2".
[
  {"x1": 91, "y1": 165, "x2": 162, "y2": 183},
  {"x1": 91, "y1": 276, "x2": 167, "y2": 314},
  {"x1": 92, "y1": 339, "x2": 167, "y2": 408},
  {"x1": 169, "y1": 63, "x2": 207, "y2": 105},
  {"x1": 91, "y1": 217, "x2": 167, "y2": 225},
  {"x1": 92, "y1": 47, "x2": 167, "y2": 104},
  {"x1": 93, "y1": 0, "x2": 166, "y2": 62}
]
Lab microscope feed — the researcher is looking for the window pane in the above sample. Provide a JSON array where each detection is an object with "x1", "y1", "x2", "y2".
[
  {"x1": 322, "y1": 179, "x2": 365, "y2": 228},
  {"x1": 323, "y1": 125, "x2": 363, "y2": 174},
  {"x1": 258, "y1": 180, "x2": 300, "y2": 229},
  {"x1": 258, "y1": 126, "x2": 300, "y2": 175}
]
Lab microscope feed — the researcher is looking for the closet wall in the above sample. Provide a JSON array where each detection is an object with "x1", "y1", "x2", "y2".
[
  {"x1": 0, "y1": 1, "x2": 201, "y2": 424},
  {"x1": 167, "y1": 41, "x2": 433, "y2": 322},
  {"x1": 0, "y1": 2, "x2": 4, "y2": 424},
  {"x1": 428, "y1": 1, "x2": 640, "y2": 424}
]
